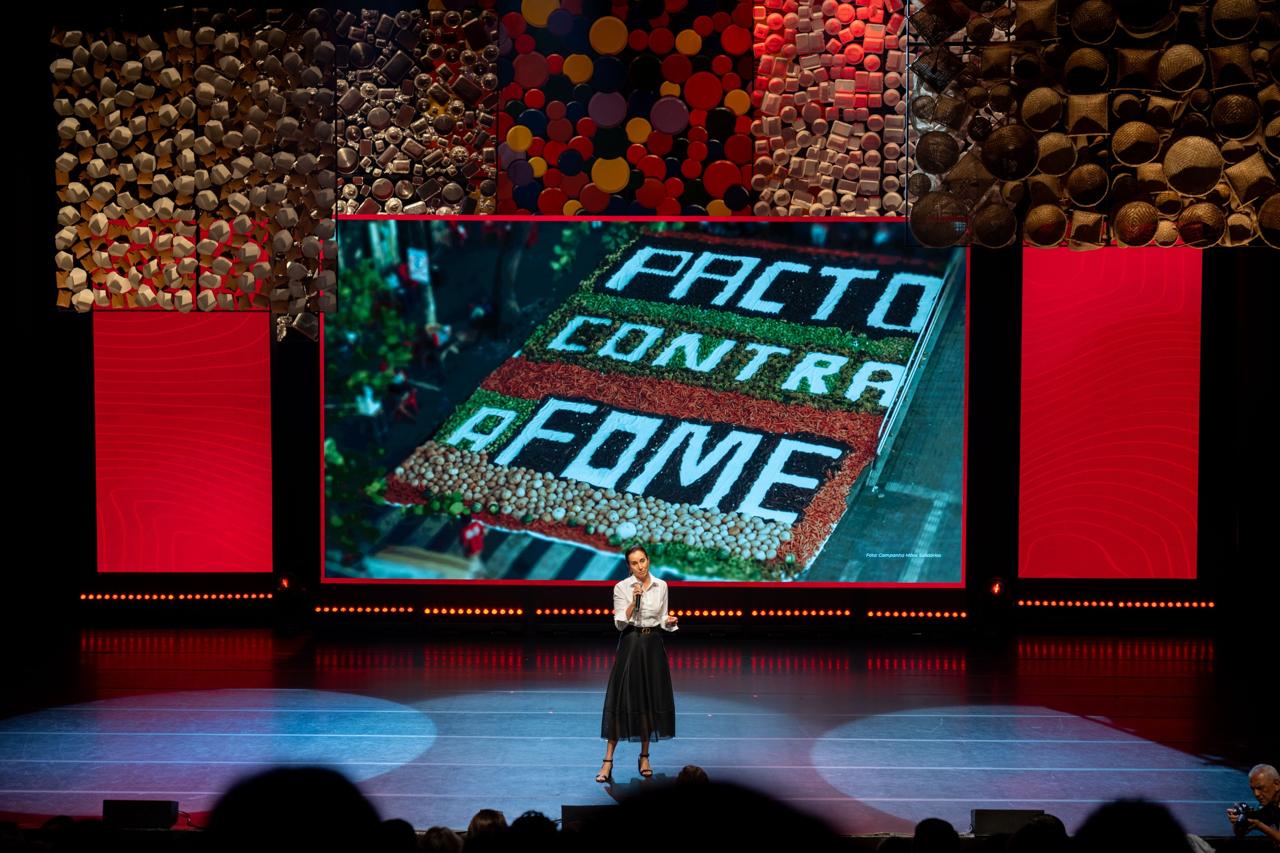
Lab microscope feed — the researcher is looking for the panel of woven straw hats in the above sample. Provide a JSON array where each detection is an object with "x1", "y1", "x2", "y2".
[{"x1": 904, "y1": 0, "x2": 1280, "y2": 248}]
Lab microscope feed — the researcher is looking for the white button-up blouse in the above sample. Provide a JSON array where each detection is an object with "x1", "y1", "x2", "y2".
[{"x1": 612, "y1": 577, "x2": 677, "y2": 632}]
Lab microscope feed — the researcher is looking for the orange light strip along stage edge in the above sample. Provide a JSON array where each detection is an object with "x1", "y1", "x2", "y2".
[
  {"x1": 1015, "y1": 600, "x2": 1215, "y2": 609},
  {"x1": 311, "y1": 609, "x2": 958, "y2": 619},
  {"x1": 314, "y1": 607, "x2": 525, "y2": 616},
  {"x1": 80, "y1": 593, "x2": 274, "y2": 601}
]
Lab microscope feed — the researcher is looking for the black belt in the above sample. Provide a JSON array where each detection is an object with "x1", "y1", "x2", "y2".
[{"x1": 624, "y1": 625, "x2": 655, "y2": 635}]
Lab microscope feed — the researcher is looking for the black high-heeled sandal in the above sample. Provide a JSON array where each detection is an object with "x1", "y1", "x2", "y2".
[
  {"x1": 595, "y1": 758, "x2": 613, "y2": 783},
  {"x1": 638, "y1": 753, "x2": 653, "y2": 778}
]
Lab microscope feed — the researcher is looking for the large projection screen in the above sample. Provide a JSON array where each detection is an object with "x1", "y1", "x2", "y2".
[{"x1": 325, "y1": 222, "x2": 965, "y2": 586}]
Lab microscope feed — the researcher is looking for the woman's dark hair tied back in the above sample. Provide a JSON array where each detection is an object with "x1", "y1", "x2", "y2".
[{"x1": 624, "y1": 545, "x2": 649, "y2": 560}]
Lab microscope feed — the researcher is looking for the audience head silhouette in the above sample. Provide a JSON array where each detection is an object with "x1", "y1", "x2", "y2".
[
  {"x1": 676, "y1": 764, "x2": 710, "y2": 784},
  {"x1": 208, "y1": 767, "x2": 380, "y2": 853},
  {"x1": 463, "y1": 808, "x2": 508, "y2": 853},
  {"x1": 1073, "y1": 799, "x2": 1192, "y2": 853},
  {"x1": 587, "y1": 780, "x2": 843, "y2": 853},
  {"x1": 913, "y1": 817, "x2": 960, "y2": 853},
  {"x1": 1007, "y1": 813, "x2": 1069, "y2": 853},
  {"x1": 420, "y1": 825, "x2": 464, "y2": 853}
]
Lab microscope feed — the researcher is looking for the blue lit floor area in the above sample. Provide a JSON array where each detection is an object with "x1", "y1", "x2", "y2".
[{"x1": 0, "y1": 633, "x2": 1255, "y2": 836}]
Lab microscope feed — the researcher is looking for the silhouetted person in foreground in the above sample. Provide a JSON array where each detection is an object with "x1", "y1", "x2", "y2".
[
  {"x1": 419, "y1": 825, "x2": 464, "y2": 853},
  {"x1": 579, "y1": 780, "x2": 843, "y2": 853},
  {"x1": 913, "y1": 817, "x2": 960, "y2": 853},
  {"x1": 207, "y1": 767, "x2": 381, "y2": 853},
  {"x1": 1073, "y1": 799, "x2": 1192, "y2": 853},
  {"x1": 509, "y1": 810, "x2": 558, "y2": 850},
  {"x1": 463, "y1": 809, "x2": 508, "y2": 853},
  {"x1": 675, "y1": 764, "x2": 709, "y2": 784},
  {"x1": 379, "y1": 818, "x2": 418, "y2": 853},
  {"x1": 1007, "y1": 814, "x2": 1068, "y2": 853}
]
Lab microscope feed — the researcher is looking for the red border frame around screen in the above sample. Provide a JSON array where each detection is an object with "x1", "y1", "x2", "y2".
[{"x1": 321, "y1": 217, "x2": 967, "y2": 588}]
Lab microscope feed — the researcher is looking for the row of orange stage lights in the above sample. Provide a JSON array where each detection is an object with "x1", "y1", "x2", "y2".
[
  {"x1": 80, "y1": 593, "x2": 273, "y2": 601},
  {"x1": 310, "y1": 607, "x2": 965, "y2": 619},
  {"x1": 76, "y1": 596, "x2": 1214, "y2": 613},
  {"x1": 1016, "y1": 600, "x2": 1215, "y2": 609}
]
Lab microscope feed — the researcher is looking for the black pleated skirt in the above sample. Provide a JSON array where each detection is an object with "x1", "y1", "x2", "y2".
[{"x1": 600, "y1": 627, "x2": 676, "y2": 742}]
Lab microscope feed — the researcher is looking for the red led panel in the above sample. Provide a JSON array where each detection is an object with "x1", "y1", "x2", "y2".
[
  {"x1": 94, "y1": 313, "x2": 272, "y2": 573},
  {"x1": 1019, "y1": 248, "x2": 1201, "y2": 580}
]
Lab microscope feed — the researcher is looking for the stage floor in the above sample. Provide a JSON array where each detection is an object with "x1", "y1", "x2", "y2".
[{"x1": 0, "y1": 629, "x2": 1259, "y2": 837}]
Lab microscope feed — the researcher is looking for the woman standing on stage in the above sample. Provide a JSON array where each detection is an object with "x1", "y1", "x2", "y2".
[{"x1": 596, "y1": 545, "x2": 678, "y2": 782}]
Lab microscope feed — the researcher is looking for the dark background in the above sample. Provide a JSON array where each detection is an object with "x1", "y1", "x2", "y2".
[{"x1": 11, "y1": 3, "x2": 1276, "y2": 649}]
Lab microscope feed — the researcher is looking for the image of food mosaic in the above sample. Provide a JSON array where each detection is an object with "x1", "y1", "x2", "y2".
[{"x1": 344, "y1": 222, "x2": 964, "y2": 582}]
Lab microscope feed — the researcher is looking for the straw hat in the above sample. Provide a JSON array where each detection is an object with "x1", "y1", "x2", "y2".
[
  {"x1": 1209, "y1": 44, "x2": 1253, "y2": 88},
  {"x1": 911, "y1": 95, "x2": 937, "y2": 123},
  {"x1": 1154, "y1": 190, "x2": 1184, "y2": 215},
  {"x1": 972, "y1": 203, "x2": 1018, "y2": 247},
  {"x1": 989, "y1": 84, "x2": 1018, "y2": 114},
  {"x1": 1071, "y1": 0, "x2": 1118, "y2": 44},
  {"x1": 917, "y1": 131, "x2": 961, "y2": 174},
  {"x1": 932, "y1": 93, "x2": 971, "y2": 130},
  {"x1": 1027, "y1": 174, "x2": 1064, "y2": 206},
  {"x1": 1157, "y1": 45, "x2": 1206, "y2": 93},
  {"x1": 1114, "y1": 171, "x2": 1146, "y2": 203},
  {"x1": 1265, "y1": 116, "x2": 1280, "y2": 160},
  {"x1": 1112, "y1": 93, "x2": 1145, "y2": 121},
  {"x1": 1224, "y1": 152, "x2": 1278, "y2": 205},
  {"x1": 909, "y1": 191, "x2": 970, "y2": 247},
  {"x1": 944, "y1": 150, "x2": 999, "y2": 205},
  {"x1": 1114, "y1": 0, "x2": 1176, "y2": 36},
  {"x1": 1164, "y1": 135, "x2": 1225, "y2": 196},
  {"x1": 1067, "y1": 94, "x2": 1109, "y2": 135},
  {"x1": 965, "y1": 86, "x2": 990, "y2": 109},
  {"x1": 1146, "y1": 96, "x2": 1185, "y2": 130},
  {"x1": 968, "y1": 115, "x2": 995, "y2": 142},
  {"x1": 1210, "y1": 0, "x2": 1259, "y2": 40},
  {"x1": 1258, "y1": 193, "x2": 1280, "y2": 248},
  {"x1": 1113, "y1": 201, "x2": 1160, "y2": 245},
  {"x1": 907, "y1": 172, "x2": 935, "y2": 199},
  {"x1": 1069, "y1": 210, "x2": 1108, "y2": 246},
  {"x1": 1066, "y1": 162, "x2": 1110, "y2": 207},
  {"x1": 1154, "y1": 219, "x2": 1181, "y2": 246},
  {"x1": 1212, "y1": 94, "x2": 1261, "y2": 139},
  {"x1": 1116, "y1": 49, "x2": 1161, "y2": 90},
  {"x1": 1064, "y1": 48, "x2": 1110, "y2": 92},
  {"x1": 1021, "y1": 88, "x2": 1064, "y2": 132},
  {"x1": 1037, "y1": 132, "x2": 1078, "y2": 175},
  {"x1": 1135, "y1": 163, "x2": 1168, "y2": 193},
  {"x1": 1176, "y1": 202, "x2": 1225, "y2": 246},
  {"x1": 1112, "y1": 121, "x2": 1163, "y2": 165},
  {"x1": 1224, "y1": 211, "x2": 1256, "y2": 245},
  {"x1": 1014, "y1": 0, "x2": 1058, "y2": 40},
  {"x1": 981, "y1": 124, "x2": 1039, "y2": 180},
  {"x1": 1025, "y1": 204, "x2": 1069, "y2": 246}
]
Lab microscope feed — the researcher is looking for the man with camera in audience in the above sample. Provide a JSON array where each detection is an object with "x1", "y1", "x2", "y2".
[{"x1": 1229, "y1": 764, "x2": 1280, "y2": 845}]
